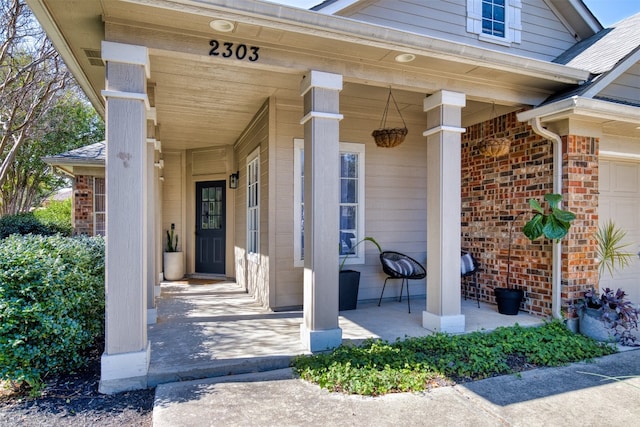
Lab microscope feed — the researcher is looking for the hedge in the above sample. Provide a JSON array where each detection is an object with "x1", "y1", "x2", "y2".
[
  {"x1": 0, "y1": 212, "x2": 70, "y2": 239},
  {"x1": 0, "y1": 234, "x2": 105, "y2": 388}
]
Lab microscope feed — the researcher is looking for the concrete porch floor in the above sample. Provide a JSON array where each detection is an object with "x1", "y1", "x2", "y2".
[{"x1": 147, "y1": 279, "x2": 544, "y2": 387}]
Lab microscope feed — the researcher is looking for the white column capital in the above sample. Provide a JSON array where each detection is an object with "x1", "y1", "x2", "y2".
[
  {"x1": 423, "y1": 90, "x2": 466, "y2": 112},
  {"x1": 300, "y1": 70, "x2": 343, "y2": 96},
  {"x1": 102, "y1": 41, "x2": 150, "y2": 78}
]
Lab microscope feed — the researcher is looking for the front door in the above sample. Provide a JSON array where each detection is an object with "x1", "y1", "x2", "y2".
[{"x1": 196, "y1": 180, "x2": 226, "y2": 274}]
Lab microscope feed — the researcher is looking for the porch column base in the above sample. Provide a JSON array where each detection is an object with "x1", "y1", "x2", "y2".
[
  {"x1": 154, "y1": 284, "x2": 162, "y2": 298},
  {"x1": 300, "y1": 324, "x2": 342, "y2": 352},
  {"x1": 147, "y1": 308, "x2": 157, "y2": 325},
  {"x1": 99, "y1": 342, "x2": 150, "y2": 394},
  {"x1": 422, "y1": 311, "x2": 465, "y2": 334}
]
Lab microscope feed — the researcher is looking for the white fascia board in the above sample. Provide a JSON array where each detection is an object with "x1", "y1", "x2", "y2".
[
  {"x1": 582, "y1": 48, "x2": 640, "y2": 99},
  {"x1": 149, "y1": 0, "x2": 590, "y2": 85},
  {"x1": 314, "y1": 0, "x2": 361, "y2": 14},
  {"x1": 517, "y1": 96, "x2": 640, "y2": 124},
  {"x1": 25, "y1": 0, "x2": 105, "y2": 117}
]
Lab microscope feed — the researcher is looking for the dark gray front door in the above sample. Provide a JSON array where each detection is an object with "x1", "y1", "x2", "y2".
[{"x1": 196, "y1": 181, "x2": 225, "y2": 274}]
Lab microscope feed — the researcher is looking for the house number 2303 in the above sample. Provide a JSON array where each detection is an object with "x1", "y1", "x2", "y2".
[{"x1": 209, "y1": 40, "x2": 259, "y2": 62}]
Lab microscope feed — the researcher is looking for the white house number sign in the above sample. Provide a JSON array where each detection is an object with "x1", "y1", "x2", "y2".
[{"x1": 209, "y1": 40, "x2": 259, "y2": 62}]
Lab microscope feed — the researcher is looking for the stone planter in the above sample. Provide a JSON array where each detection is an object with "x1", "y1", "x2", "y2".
[
  {"x1": 564, "y1": 317, "x2": 579, "y2": 333},
  {"x1": 163, "y1": 251, "x2": 184, "y2": 281},
  {"x1": 579, "y1": 307, "x2": 619, "y2": 343}
]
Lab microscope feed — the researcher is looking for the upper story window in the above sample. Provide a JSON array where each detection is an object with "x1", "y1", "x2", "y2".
[
  {"x1": 482, "y1": 0, "x2": 505, "y2": 37},
  {"x1": 467, "y1": 0, "x2": 521, "y2": 46}
]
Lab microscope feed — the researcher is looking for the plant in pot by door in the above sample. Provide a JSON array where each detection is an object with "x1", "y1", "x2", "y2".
[
  {"x1": 578, "y1": 220, "x2": 638, "y2": 345},
  {"x1": 495, "y1": 194, "x2": 576, "y2": 315},
  {"x1": 339, "y1": 236, "x2": 382, "y2": 311},
  {"x1": 163, "y1": 223, "x2": 184, "y2": 281}
]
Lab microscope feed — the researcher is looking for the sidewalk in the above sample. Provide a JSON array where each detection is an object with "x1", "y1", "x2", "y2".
[{"x1": 153, "y1": 349, "x2": 640, "y2": 426}]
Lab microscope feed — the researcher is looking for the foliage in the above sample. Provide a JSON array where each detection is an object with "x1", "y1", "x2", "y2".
[
  {"x1": 33, "y1": 198, "x2": 72, "y2": 236},
  {"x1": 339, "y1": 236, "x2": 382, "y2": 271},
  {"x1": 523, "y1": 193, "x2": 576, "y2": 241},
  {"x1": 1, "y1": 0, "x2": 73, "y2": 206},
  {"x1": 0, "y1": 212, "x2": 69, "y2": 238},
  {"x1": 581, "y1": 287, "x2": 639, "y2": 346},
  {"x1": 166, "y1": 223, "x2": 179, "y2": 252},
  {"x1": 0, "y1": 234, "x2": 105, "y2": 390},
  {"x1": 595, "y1": 220, "x2": 634, "y2": 280},
  {"x1": 292, "y1": 321, "x2": 615, "y2": 396},
  {"x1": 0, "y1": 89, "x2": 104, "y2": 215}
]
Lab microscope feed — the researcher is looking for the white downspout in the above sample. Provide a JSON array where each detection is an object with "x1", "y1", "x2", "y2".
[{"x1": 529, "y1": 117, "x2": 563, "y2": 319}]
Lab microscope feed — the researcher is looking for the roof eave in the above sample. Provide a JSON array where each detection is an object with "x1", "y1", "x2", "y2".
[
  {"x1": 146, "y1": 0, "x2": 591, "y2": 85},
  {"x1": 25, "y1": 0, "x2": 105, "y2": 117},
  {"x1": 517, "y1": 96, "x2": 640, "y2": 124}
]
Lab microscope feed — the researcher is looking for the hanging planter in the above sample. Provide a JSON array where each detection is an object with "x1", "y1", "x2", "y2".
[
  {"x1": 477, "y1": 102, "x2": 511, "y2": 158},
  {"x1": 372, "y1": 88, "x2": 408, "y2": 148},
  {"x1": 478, "y1": 137, "x2": 510, "y2": 157}
]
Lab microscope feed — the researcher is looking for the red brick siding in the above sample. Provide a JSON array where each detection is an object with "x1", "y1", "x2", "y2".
[
  {"x1": 461, "y1": 112, "x2": 599, "y2": 316},
  {"x1": 73, "y1": 175, "x2": 94, "y2": 236}
]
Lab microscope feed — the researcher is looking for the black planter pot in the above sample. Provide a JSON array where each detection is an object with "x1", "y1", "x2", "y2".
[
  {"x1": 339, "y1": 270, "x2": 360, "y2": 311},
  {"x1": 494, "y1": 287, "x2": 524, "y2": 315}
]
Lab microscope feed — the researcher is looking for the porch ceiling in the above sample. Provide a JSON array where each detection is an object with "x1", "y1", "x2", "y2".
[{"x1": 30, "y1": 0, "x2": 590, "y2": 151}]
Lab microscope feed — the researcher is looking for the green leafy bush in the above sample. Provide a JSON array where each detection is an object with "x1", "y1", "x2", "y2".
[
  {"x1": 33, "y1": 198, "x2": 73, "y2": 236},
  {"x1": 0, "y1": 234, "x2": 105, "y2": 389},
  {"x1": 292, "y1": 321, "x2": 616, "y2": 396},
  {"x1": 0, "y1": 212, "x2": 70, "y2": 239}
]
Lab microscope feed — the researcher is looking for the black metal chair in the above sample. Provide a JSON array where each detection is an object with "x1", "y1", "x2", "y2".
[
  {"x1": 377, "y1": 251, "x2": 426, "y2": 313},
  {"x1": 461, "y1": 250, "x2": 481, "y2": 308}
]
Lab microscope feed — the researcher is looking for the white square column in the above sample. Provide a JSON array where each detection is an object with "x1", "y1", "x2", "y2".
[
  {"x1": 99, "y1": 41, "x2": 151, "y2": 394},
  {"x1": 299, "y1": 71, "x2": 344, "y2": 352},
  {"x1": 422, "y1": 91, "x2": 466, "y2": 333}
]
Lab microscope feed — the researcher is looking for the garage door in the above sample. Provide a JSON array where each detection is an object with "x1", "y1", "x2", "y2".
[{"x1": 599, "y1": 159, "x2": 640, "y2": 304}]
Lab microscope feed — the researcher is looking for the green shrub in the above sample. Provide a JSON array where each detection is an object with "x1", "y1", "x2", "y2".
[
  {"x1": 292, "y1": 321, "x2": 616, "y2": 396},
  {"x1": 33, "y1": 199, "x2": 73, "y2": 236},
  {"x1": 0, "y1": 234, "x2": 105, "y2": 389},
  {"x1": 0, "y1": 212, "x2": 70, "y2": 239}
]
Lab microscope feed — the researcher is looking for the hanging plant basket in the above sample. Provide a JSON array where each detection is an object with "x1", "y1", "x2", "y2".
[
  {"x1": 478, "y1": 137, "x2": 510, "y2": 158},
  {"x1": 372, "y1": 88, "x2": 408, "y2": 148}
]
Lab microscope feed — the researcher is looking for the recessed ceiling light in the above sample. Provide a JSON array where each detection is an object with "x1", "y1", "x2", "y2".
[
  {"x1": 210, "y1": 19, "x2": 235, "y2": 32},
  {"x1": 395, "y1": 53, "x2": 416, "y2": 63}
]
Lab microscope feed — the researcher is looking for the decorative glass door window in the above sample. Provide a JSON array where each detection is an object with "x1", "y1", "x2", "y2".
[{"x1": 201, "y1": 186, "x2": 223, "y2": 230}]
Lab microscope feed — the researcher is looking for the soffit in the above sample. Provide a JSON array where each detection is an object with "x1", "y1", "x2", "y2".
[{"x1": 31, "y1": 0, "x2": 588, "y2": 150}]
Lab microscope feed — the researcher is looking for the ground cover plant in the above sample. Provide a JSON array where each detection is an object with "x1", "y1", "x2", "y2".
[
  {"x1": 292, "y1": 321, "x2": 616, "y2": 396},
  {"x1": 0, "y1": 234, "x2": 104, "y2": 393}
]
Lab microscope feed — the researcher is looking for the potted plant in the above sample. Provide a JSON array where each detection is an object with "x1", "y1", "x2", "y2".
[
  {"x1": 563, "y1": 304, "x2": 579, "y2": 333},
  {"x1": 163, "y1": 223, "x2": 184, "y2": 281},
  {"x1": 338, "y1": 236, "x2": 382, "y2": 311},
  {"x1": 579, "y1": 220, "x2": 638, "y2": 345},
  {"x1": 495, "y1": 194, "x2": 576, "y2": 315}
]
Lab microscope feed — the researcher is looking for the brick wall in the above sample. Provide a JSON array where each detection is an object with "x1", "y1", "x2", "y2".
[
  {"x1": 73, "y1": 175, "x2": 94, "y2": 236},
  {"x1": 461, "y1": 112, "x2": 599, "y2": 317}
]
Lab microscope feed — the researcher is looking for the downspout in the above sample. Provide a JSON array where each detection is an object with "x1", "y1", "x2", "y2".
[{"x1": 529, "y1": 117, "x2": 563, "y2": 319}]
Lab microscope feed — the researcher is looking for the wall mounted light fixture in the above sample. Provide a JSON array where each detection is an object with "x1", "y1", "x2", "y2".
[{"x1": 229, "y1": 171, "x2": 239, "y2": 189}]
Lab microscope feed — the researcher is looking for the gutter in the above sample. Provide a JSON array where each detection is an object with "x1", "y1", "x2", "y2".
[{"x1": 529, "y1": 117, "x2": 563, "y2": 320}]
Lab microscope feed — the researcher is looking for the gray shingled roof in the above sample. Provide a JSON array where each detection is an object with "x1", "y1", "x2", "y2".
[
  {"x1": 554, "y1": 13, "x2": 640, "y2": 74},
  {"x1": 43, "y1": 141, "x2": 105, "y2": 165}
]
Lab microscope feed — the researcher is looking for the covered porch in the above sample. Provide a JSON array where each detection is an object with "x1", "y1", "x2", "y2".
[{"x1": 147, "y1": 279, "x2": 543, "y2": 387}]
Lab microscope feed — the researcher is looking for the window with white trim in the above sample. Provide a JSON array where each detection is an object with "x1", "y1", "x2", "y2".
[
  {"x1": 293, "y1": 139, "x2": 365, "y2": 267},
  {"x1": 467, "y1": 0, "x2": 521, "y2": 45},
  {"x1": 247, "y1": 149, "x2": 260, "y2": 257},
  {"x1": 94, "y1": 177, "x2": 105, "y2": 236}
]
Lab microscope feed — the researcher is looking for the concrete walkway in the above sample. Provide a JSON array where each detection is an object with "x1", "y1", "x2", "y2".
[
  {"x1": 153, "y1": 350, "x2": 640, "y2": 426},
  {"x1": 150, "y1": 280, "x2": 640, "y2": 426},
  {"x1": 147, "y1": 280, "x2": 543, "y2": 386}
]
